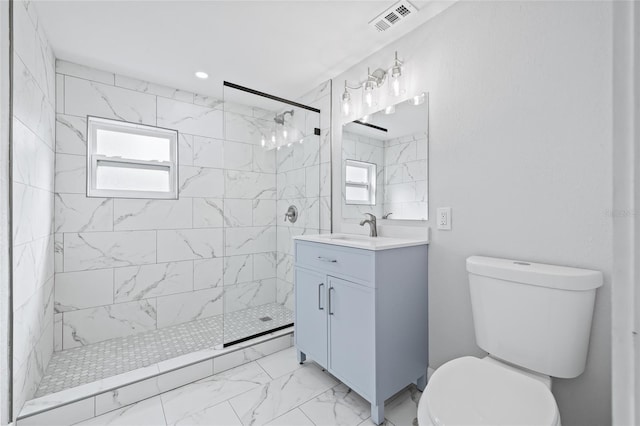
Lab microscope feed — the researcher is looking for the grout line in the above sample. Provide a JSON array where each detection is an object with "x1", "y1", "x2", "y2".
[
  {"x1": 298, "y1": 406, "x2": 319, "y2": 426},
  {"x1": 158, "y1": 394, "x2": 169, "y2": 426},
  {"x1": 226, "y1": 396, "x2": 245, "y2": 424},
  {"x1": 253, "y1": 357, "x2": 271, "y2": 379}
]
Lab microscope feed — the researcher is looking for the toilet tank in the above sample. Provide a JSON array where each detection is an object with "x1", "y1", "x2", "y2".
[{"x1": 466, "y1": 256, "x2": 602, "y2": 379}]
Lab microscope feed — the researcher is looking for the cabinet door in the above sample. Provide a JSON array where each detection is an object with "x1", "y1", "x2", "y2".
[
  {"x1": 328, "y1": 276, "x2": 375, "y2": 397},
  {"x1": 295, "y1": 267, "x2": 328, "y2": 367}
]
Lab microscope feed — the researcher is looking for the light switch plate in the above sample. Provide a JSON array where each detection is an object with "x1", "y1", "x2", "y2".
[{"x1": 437, "y1": 207, "x2": 452, "y2": 230}]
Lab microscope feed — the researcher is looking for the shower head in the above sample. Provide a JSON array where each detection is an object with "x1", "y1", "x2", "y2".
[{"x1": 274, "y1": 110, "x2": 294, "y2": 125}]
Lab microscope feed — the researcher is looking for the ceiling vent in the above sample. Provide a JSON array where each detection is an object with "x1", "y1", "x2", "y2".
[{"x1": 369, "y1": 1, "x2": 418, "y2": 32}]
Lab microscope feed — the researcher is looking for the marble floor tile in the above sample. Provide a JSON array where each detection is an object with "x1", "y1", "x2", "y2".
[
  {"x1": 255, "y1": 346, "x2": 302, "y2": 379},
  {"x1": 264, "y1": 408, "x2": 314, "y2": 426},
  {"x1": 160, "y1": 362, "x2": 270, "y2": 425},
  {"x1": 169, "y1": 401, "x2": 243, "y2": 426},
  {"x1": 74, "y1": 396, "x2": 167, "y2": 426},
  {"x1": 30, "y1": 346, "x2": 418, "y2": 426},
  {"x1": 228, "y1": 363, "x2": 339, "y2": 425},
  {"x1": 357, "y1": 418, "x2": 396, "y2": 426},
  {"x1": 299, "y1": 383, "x2": 371, "y2": 426},
  {"x1": 382, "y1": 385, "x2": 422, "y2": 426}
]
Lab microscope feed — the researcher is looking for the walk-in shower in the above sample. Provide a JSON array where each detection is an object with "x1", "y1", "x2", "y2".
[{"x1": 29, "y1": 78, "x2": 322, "y2": 404}]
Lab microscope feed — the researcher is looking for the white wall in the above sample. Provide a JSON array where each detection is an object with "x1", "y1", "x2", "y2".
[
  {"x1": 11, "y1": 0, "x2": 56, "y2": 415},
  {"x1": 331, "y1": 2, "x2": 612, "y2": 425}
]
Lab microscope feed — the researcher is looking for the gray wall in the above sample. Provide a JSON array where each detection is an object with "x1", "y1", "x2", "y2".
[
  {"x1": 11, "y1": 0, "x2": 56, "y2": 414},
  {"x1": 611, "y1": 1, "x2": 640, "y2": 424},
  {"x1": 332, "y1": 2, "x2": 612, "y2": 425}
]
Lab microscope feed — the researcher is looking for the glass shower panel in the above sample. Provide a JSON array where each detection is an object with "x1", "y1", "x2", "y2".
[{"x1": 222, "y1": 83, "x2": 321, "y2": 346}]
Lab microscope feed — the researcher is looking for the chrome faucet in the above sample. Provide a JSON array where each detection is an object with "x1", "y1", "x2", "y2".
[{"x1": 359, "y1": 213, "x2": 378, "y2": 237}]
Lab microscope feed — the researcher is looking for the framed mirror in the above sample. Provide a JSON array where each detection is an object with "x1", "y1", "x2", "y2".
[{"x1": 341, "y1": 94, "x2": 429, "y2": 221}]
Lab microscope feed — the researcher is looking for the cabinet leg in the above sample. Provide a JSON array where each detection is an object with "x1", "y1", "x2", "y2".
[
  {"x1": 371, "y1": 402, "x2": 384, "y2": 425},
  {"x1": 416, "y1": 373, "x2": 427, "y2": 391},
  {"x1": 297, "y1": 350, "x2": 306, "y2": 364}
]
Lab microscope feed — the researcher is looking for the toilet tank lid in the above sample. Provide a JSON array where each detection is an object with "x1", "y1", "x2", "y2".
[{"x1": 466, "y1": 256, "x2": 603, "y2": 291}]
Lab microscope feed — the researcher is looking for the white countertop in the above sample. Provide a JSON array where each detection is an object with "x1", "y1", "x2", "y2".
[{"x1": 293, "y1": 233, "x2": 429, "y2": 251}]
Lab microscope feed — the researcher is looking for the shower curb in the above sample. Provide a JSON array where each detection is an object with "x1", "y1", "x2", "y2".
[{"x1": 16, "y1": 328, "x2": 294, "y2": 425}]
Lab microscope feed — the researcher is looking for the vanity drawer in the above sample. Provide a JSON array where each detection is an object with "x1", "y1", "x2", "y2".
[{"x1": 295, "y1": 241, "x2": 374, "y2": 284}]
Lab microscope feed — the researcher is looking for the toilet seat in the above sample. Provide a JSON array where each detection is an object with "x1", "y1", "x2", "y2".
[{"x1": 418, "y1": 357, "x2": 560, "y2": 426}]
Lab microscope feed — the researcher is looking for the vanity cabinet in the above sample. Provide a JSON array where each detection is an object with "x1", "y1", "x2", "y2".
[{"x1": 294, "y1": 236, "x2": 429, "y2": 425}]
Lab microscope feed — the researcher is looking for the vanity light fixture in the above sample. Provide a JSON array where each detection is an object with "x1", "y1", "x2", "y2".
[
  {"x1": 389, "y1": 51, "x2": 405, "y2": 97},
  {"x1": 411, "y1": 92, "x2": 426, "y2": 106},
  {"x1": 341, "y1": 81, "x2": 352, "y2": 116},
  {"x1": 340, "y1": 51, "x2": 405, "y2": 117},
  {"x1": 363, "y1": 68, "x2": 378, "y2": 108},
  {"x1": 195, "y1": 71, "x2": 208, "y2": 79}
]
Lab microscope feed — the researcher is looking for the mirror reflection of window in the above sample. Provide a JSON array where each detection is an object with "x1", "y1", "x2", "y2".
[
  {"x1": 341, "y1": 94, "x2": 429, "y2": 221},
  {"x1": 345, "y1": 160, "x2": 376, "y2": 205}
]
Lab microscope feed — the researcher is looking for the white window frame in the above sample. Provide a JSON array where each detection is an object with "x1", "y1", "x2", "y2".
[
  {"x1": 344, "y1": 159, "x2": 376, "y2": 205},
  {"x1": 87, "y1": 116, "x2": 179, "y2": 199}
]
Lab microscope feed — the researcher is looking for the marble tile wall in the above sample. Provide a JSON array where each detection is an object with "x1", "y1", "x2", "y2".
[
  {"x1": 383, "y1": 132, "x2": 428, "y2": 220},
  {"x1": 54, "y1": 60, "x2": 295, "y2": 350},
  {"x1": 340, "y1": 131, "x2": 428, "y2": 220},
  {"x1": 11, "y1": 0, "x2": 56, "y2": 414},
  {"x1": 275, "y1": 81, "x2": 332, "y2": 311}
]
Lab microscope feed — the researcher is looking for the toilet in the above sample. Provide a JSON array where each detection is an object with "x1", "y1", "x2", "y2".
[{"x1": 417, "y1": 256, "x2": 603, "y2": 426}]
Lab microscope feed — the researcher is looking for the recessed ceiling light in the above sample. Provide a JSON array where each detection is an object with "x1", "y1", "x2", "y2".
[{"x1": 195, "y1": 71, "x2": 208, "y2": 79}]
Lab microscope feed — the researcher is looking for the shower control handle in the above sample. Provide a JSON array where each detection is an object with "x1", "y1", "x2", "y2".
[
  {"x1": 284, "y1": 205, "x2": 298, "y2": 223},
  {"x1": 328, "y1": 287, "x2": 335, "y2": 315},
  {"x1": 318, "y1": 283, "x2": 324, "y2": 310}
]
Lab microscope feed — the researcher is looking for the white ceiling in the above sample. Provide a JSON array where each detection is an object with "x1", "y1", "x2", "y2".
[{"x1": 33, "y1": 1, "x2": 450, "y2": 101}]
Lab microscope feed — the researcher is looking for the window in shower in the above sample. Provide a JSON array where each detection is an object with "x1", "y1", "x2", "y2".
[
  {"x1": 222, "y1": 82, "x2": 322, "y2": 347},
  {"x1": 86, "y1": 116, "x2": 178, "y2": 199}
]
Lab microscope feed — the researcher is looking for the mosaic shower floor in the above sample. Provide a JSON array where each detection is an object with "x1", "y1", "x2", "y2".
[{"x1": 35, "y1": 303, "x2": 293, "y2": 398}]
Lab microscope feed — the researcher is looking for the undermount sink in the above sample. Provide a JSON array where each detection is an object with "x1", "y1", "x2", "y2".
[{"x1": 293, "y1": 233, "x2": 428, "y2": 251}]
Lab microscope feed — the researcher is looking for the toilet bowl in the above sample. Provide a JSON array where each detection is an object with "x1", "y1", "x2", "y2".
[
  {"x1": 416, "y1": 256, "x2": 602, "y2": 426},
  {"x1": 417, "y1": 357, "x2": 561, "y2": 426}
]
